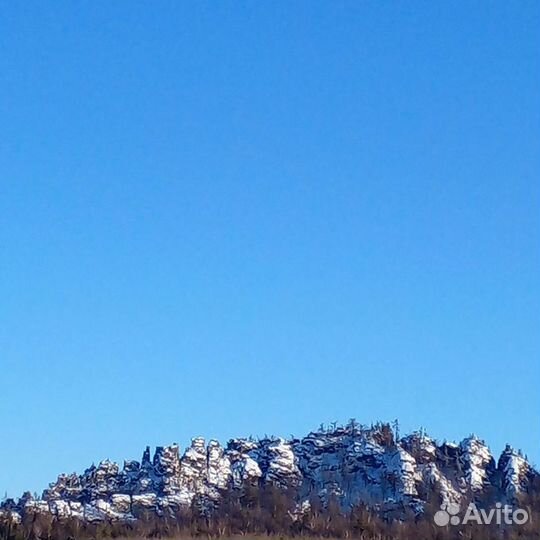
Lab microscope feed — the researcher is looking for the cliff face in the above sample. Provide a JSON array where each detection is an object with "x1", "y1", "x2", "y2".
[{"x1": 2, "y1": 423, "x2": 537, "y2": 523}]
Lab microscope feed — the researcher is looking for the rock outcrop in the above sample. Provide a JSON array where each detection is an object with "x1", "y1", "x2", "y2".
[{"x1": 1, "y1": 422, "x2": 537, "y2": 523}]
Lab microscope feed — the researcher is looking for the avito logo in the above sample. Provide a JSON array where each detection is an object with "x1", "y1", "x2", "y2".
[{"x1": 434, "y1": 502, "x2": 529, "y2": 526}]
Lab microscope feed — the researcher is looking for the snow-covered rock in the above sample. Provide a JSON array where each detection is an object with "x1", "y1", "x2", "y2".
[
  {"x1": 2, "y1": 422, "x2": 537, "y2": 523},
  {"x1": 498, "y1": 445, "x2": 535, "y2": 499},
  {"x1": 459, "y1": 436, "x2": 495, "y2": 492}
]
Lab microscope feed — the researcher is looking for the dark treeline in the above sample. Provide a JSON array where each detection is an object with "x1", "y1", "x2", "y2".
[{"x1": 1, "y1": 477, "x2": 539, "y2": 540}]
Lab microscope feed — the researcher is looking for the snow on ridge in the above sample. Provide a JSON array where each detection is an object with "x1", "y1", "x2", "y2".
[{"x1": 2, "y1": 423, "x2": 537, "y2": 522}]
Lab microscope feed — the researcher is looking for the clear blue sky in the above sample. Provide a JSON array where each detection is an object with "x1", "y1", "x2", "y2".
[{"x1": 1, "y1": 1, "x2": 539, "y2": 497}]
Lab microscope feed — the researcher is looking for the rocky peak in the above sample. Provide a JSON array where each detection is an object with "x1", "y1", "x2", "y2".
[
  {"x1": 498, "y1": 445, "x2": 534, "y2": 499},
  {"x1": 401, "y1": 432, "x2": 437, "y2": 465},
  {"x1": 2, "y1": 422, "x2": 537, "y2": 524},
  {"x1": 459, "y1": 435, "x2": 495, "y2": 491}
]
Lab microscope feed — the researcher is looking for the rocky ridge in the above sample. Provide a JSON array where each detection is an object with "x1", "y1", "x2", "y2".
[{"x1": 1, "y1": 422, "x2": 537, "y2": 523}]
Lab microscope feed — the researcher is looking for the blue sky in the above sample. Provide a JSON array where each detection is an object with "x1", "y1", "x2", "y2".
[{"x1": 1, "y1": 1, "x2": 539, "y2": 497}]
